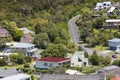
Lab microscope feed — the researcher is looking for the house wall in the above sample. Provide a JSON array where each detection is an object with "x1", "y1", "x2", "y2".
[
  {"x1": 71, "y1": 55, "x2": 83, "y2": 67},
  {"x1": 35, "y1": 61, "x2": 58, "y2": 69},
  {"x1": 108, "y1": 41, "x2": 120, "y2": 50},
  {"x1": 11, "y1": 46, "x2": 36, "y2": 56}
]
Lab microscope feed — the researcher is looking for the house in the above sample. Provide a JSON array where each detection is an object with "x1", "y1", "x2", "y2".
[
  {"x1": 0, "y1": 28, "x2": 9, "y2": 38},
  {"x1": 94, "y1": 2, "x2": 104, "y2": 12},
  {"x1": 97, "y1": 65, "x2": 120, "y2": 76},
  {"x1": 35, "y1": 57, "x2": 70, "y2": 69},
  {"x1": 70, "y1": 51, "x2": 88, "y2": 67},
  {"x1": 20, "y1": 34, "x2": 33, "y2": 43},
  {"x1": 10, "y1": 43, "x2": 38, "y2": 57},
  {"x1": 94, "y1": 2, "x2": 112, "y2": 12},
  {"x1": 108, "y1": 38, "x2": 120, "y2": 50},
  {"x1": 40, "y1": 74, "x2": 105, "y2": 80},
  {"x1": 104, "y1": 19, "x2": 120, "y2": 28},
  {"x1": 0, "y1": 73, "x2": 31, "y2": 80},
  {"x1": 20, "y1": 27, "x2": 34, "y2": 34},
  {"x1": 107, "y1": 7, "x2": 120, "y2": 16}
]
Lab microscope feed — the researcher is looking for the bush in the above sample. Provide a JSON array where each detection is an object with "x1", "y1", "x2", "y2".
[
  {"x1": 24, "y1": 63, "x2": 30, "y2": 68},
  {"x1": 0, "y1": 58, "x2": 6, "y2": 66}
]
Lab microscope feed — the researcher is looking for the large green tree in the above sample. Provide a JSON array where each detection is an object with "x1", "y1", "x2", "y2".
[
  {"x1": 89, "y1": 51, "x2": 99, "y2": 66},
  {"x1": 41, "y1": 44, "x2": 68, "y2": 58},
  {"x1": 34, "y1": 33, "x2": 50, "y2": 49}
]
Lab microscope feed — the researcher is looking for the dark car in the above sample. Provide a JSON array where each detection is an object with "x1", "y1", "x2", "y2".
[{"x1": 112, "y1": 54, "x2": 117, "y2": 58}]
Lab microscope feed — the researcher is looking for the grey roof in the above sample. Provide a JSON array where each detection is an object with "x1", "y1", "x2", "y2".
[
  {"x1": 108, "y1": 38, "x2": 120, "y2": 42},
  {"x1": 101, "y1": 65, "x2": 119, "y2": 71},
  {"x1": 0, "y1": 68, "x2": 18, "y2": 78},
  {"x1": 11, "y1": 43, "x2": 35, "y2": 48},
  {"x1": 0, "y1": 74, "x2": 30, "y2": 80},
  {"x1": 40, "y1": 74, "x2": 105, "y2": 80}
]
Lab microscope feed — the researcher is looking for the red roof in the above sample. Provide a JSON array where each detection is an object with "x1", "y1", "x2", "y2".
[
  {"x1": 38, "y1": 57, "x2": 70, "y2": 62},
  {"x1": 111, "y1": 77, "x2": 120, "y2": 80}
]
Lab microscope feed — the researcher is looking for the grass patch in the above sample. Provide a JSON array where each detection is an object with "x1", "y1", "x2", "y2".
[
  {"x1": 83, "y1": 43, "x2": 89, "y2": 47},
  {"x1": 93, "y1": 46, "x2": 108, "y2": 51},
  {"x1": 0, "y1": 64, "x2": 23, "y2": 68},
  {"x1": 107, "y1": 51, "x2": 115, "y2": 55}
]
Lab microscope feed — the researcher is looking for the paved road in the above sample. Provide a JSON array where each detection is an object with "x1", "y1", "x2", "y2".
[
  {"x1": 68, "y1": 15, "x2": 80, "y2": 45},
  {"x1": 68, "y1": 15, "x2": 108, "y2": 56}
]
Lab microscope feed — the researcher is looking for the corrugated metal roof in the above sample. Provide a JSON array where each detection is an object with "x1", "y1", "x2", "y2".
[
  {"x1": 37, "y1": 57, "x2": 70, "y2": 62},
  {"x1": 40, "y1": 74, "x2": 105, "y2": 80},
  {"x1": 11, "y1": 43, "x2": 35, "y2": 48},
  {"x1": 108, "y1": 7, "x2": 116, "y2": 12},
  {"x1": 106, "y1": 19, "x2": 120, "y2": 22},
  {"x1": 0, "y1": 74, "x2": 30, "y2": 80},
  {"x1": 108, "y1": 38, "x2": 120, "y2": 42}
]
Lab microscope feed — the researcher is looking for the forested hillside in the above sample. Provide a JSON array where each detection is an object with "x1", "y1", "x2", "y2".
[{"x1": 0, "y1": 0, "x2": 119, "y2": 56}]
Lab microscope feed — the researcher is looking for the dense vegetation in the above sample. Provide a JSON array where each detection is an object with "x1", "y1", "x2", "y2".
[
  {"x1": 76, "y1": 0, "x2": 120, "y2": 47},
  {"x1": 0, "y1": 0, "x2": 120, "y2": 57}
]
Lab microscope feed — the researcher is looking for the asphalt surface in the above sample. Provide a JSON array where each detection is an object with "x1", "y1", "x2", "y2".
[{"x1": 68, "y1": 15, "x2": 108, "y2": 56}]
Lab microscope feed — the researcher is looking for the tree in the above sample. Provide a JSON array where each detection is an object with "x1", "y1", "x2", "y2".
[
  {"x1": 16, "y1": 54, "x2": 25, "y2": 64},
  {"x1": 41, "y1": 44, "x2": 68, "y2": 58},
  {"x1": 0, "y1": 38, "x2": 6, "y2": 49},
  {"x1": 89, "y1": 51, "x2": 99, "y2": 65},
  {"x1": 34, "y1": 23, "x2": 42, "y2": 34},
  {"x1": 34, "y1": 33, "x2": 50, "y2": 49},
  {"x1": 78, "y1": 46, "x2": 83, "y2": 51},
  {"x1": 84, "y1": 51, "x2": 89, "y2": 58},
  {"x1": 9, "y1": 54, "x2": 18, "y2": 63},
  {"x1": 9, "y1": 53, "x2": 25, "y2": 64},
  {"x1": 0, "y1": 58, "x2": 6, "y2": 66},
  {"x1": 48, "y1": 65, "x2": 65, "y2": 74},
  {"x1": 25, "y1": 56, "x2": 31, "y2": 63},
  {"x1": 112, "y1": 60, "x2": 120, "y2": 67}
]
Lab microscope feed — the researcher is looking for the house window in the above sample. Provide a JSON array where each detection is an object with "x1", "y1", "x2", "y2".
[
  {"x1": 58, "y1": 63, "x2": 61, "y2": 65},
  {"x1": 43, "y1": 63, "x2": 48, "y2": 66},
  {"x1": 49, "y1": 63, "x2": 53, "y2": 67},
  {"x1": 78, "y1": 58, "x2": 82, "y2": 62}
]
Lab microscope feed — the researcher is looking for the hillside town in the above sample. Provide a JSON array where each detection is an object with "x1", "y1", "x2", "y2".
[{"x1": 0, "y1": 0, "x2": 120, "y2": 80}]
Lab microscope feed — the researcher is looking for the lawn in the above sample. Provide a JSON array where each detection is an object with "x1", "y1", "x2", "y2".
[
  {"x1": 0, "y1": 64, "x2": 23, "y2": 68},
  {"x1": 93, "y1": 46, "x2": 108, "y2": 51}
]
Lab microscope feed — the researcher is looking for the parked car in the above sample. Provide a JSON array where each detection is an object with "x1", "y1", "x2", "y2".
[{"x1": 112, "y1": 54, "x2": 117, "y2": 58}]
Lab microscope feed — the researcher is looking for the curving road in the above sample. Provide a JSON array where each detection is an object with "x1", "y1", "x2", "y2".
[
  {"x1": 68, "y1": 15, "x2": 80, "y2": 45},
  {"x1": 68, "y1": 15, "x2": 108, "y2": 56}
]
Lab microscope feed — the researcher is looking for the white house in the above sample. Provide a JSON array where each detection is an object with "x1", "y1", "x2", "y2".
[
  {"x1": 105, "y1": 19, "x2": 120, "y2": 28},
  {"x1": 108, "y1": 38, "x2": 120, "y2": 50},
  {"x1": 71, "y1": 51, "x2": 88, "y2": 67},
  {"x1": 35, "y1": 57, "x2": 70, "y2": 69},
  {"x1": 94, "y1": 2, "x2": 112, "y2": 12},
  {"x1": 10, "y1": 43, "x2": 38, "y2": 57}
]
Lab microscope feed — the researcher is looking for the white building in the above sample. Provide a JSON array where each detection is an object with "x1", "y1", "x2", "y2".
[
  {"x1": 94, "y1": 2, "x2": 112, "y2": 12},
  {"x1": 108, "y1": 38, "x2": 120, "y2": 50},
  {"x1": 0, "y1": 74, "x2": 31, "y2": 80},
  {"x1": 71, "y1": 51, "x2": 88, "y2": 67},
  {"x1": 105, "y1": 19, "x2": 120, "y2": 26},
  {"x1": 35, "y1": 57, "x2": 70, "y2": 69},
  {"x1": 10, "y1": 43, "x2": 38, "y2": 57}
]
